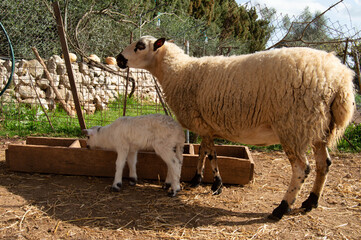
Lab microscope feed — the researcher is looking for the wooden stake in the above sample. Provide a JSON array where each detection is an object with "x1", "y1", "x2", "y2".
[
  {"x1": 52, "y1": 1, "x2": 86, "y2": 130},
  {"x1": 122, "y1": 32, "x2": 133, "y2": 116},
  {"x1": 31, "y1": 47, "x2": 73, "y2": 117}
]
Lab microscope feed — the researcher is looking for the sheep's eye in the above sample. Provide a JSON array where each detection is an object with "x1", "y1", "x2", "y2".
[
  {"x1": 134, "y1": 42, "x2": 146, "y2": 52},
  {"x1": 87, "y1": 136, "x2": 90, "y2": 139}
]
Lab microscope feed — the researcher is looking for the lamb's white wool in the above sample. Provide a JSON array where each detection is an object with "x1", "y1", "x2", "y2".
[
  {"x1": 116, "y1": 36, "x2": 355, "y2": 219},
  {"x1": 82, "y1": 114, "x2": 185, "y2": 196}
]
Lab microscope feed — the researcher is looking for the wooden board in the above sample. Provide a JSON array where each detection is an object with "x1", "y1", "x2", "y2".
[{"x1": 6, "y1": 137, "x2": 254, "y2": 185}]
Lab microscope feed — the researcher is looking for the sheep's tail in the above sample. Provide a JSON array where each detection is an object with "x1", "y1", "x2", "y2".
[{"x1": 327, "y1": 80, "x2": 355, "y2": 148}]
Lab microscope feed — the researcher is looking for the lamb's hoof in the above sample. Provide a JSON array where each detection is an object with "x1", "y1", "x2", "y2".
[
  {"x1": 190, "y1": 173, "x2": 202, "y2": 187},
  {"x1": 168, "y1": 189, "x2": 180, "y2": 197},
  {"x1": 268, "y1": 200, "x2": 290, "y2": 221},
  {"x1": 162, "y1": 183, "x2": 171, "y2": 190},
  {"x1": 129, "y1": 177, "x2": 137, "y2": 186},
  {"x1": 301, "y1": 192, "x2": 319, "y2": 213},
  {"x1": 110, "y1": 182, "x2": 122, "y2": 192},
  {"x1": 211, "y1": 176, "x2": 223, "y2": 195}
]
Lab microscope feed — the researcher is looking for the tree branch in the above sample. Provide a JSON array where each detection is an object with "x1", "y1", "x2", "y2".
[{"x1": 267, "y1": 0, "x2": 344, "y2": 49}]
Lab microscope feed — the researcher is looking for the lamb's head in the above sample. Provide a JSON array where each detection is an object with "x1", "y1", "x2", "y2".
[
  {"x1": 82, "y1": 126, "x2": 102, "y2": 149},
  {"x1": 117, "y1": 36, "x2": 165, "y2": 69}
]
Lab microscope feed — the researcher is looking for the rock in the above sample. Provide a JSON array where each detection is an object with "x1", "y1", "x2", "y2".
[
  {"x1": 79, "y1": 62, "x2": 89, "y2": 75},
  {"x1": 3, "y1": 60, "x2": 13, "y2": 72},
  {"x1": 92, "y1": 67, "x2": 102, "y2": 77},
  {"x1": 0, "y1": 66, "x2": 7, "y2": 75},
  {"x1": 105, "y1": 57, "x2": 116, "y2": 65},
  {"x1": 45, "y1": 87, "x2": 54, "y2": 99},
  {"x1": 47, "y1": 55, "x2": 63, "y2": 74},
  {"x1": 84, "y1": 103, "x2": 96, "y2": 114},
  {"x1": 56, "y1": 63, "x2": 67, "y2": 75},
  {"x1": 37, "y1": 78, "x2": 49, "y2": 90},
  {"x1": 19, "y1": 75, "x2": 31, "y2": 86},
  {"x1": 16, "y1": 60, "x2": 28, "y2": 76},
  {"x1": 18, "y1": 85, "x2": 34, "y2": 99},
  {"x1": 59, "y1": 75, "x2": 70, "y2": 89},
  {"x1": 27, "y1": 59, "x2": 44, "y2": 79},
  {"x1": 82, "y1": 75, "x2": 91, "y2": 85}
]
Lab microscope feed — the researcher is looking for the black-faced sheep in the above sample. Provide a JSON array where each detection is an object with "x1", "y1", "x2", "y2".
[
  {"x1": 116, "y1": 36, "x2": 355, "y2": 220},
  {"x1": 82, "y1": 114, "x2": 185, "y2": 197}
]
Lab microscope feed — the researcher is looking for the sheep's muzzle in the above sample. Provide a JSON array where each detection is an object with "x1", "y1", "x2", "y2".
[{"x1": 116, "y1": 53, "x2": 128, "y2": 69}]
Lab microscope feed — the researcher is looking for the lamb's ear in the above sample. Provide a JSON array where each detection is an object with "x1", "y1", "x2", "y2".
[
  {"x1": 81, "y1": 129, "x2": 89, "y2": 136},
  {"x1": 154, "y1": 38, "x2": 166, "y2": 51}
]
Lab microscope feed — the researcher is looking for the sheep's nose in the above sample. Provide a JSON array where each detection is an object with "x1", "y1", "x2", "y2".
[{"x1": 116, "y1": 53, "x2": 128, "y2": 69}]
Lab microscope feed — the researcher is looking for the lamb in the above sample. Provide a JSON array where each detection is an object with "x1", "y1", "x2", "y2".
[
  {"x1": 82, "y1": 114, "x2": 185, "y2": 197},
  {"x1": 116, "y1": 36, "x2": 355, "y2": 220}
]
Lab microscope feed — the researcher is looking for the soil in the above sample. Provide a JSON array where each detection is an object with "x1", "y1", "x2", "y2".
[{"x1": 0, "y1": 137, "x2": 360, "y2": 239}]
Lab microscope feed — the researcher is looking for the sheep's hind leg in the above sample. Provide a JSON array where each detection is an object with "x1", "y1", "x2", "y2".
[
  {"x1": 127, "y1": 151, "x2": 138, "y2": 186},
  {"x1": 301, "y1": 142, "x2": 331, "y2": 212},
  {"x1": 209, "y1": 150, "x2": 223, "y2": 195},
  {"x1": 269, "y1": 146, "x2": 310, "y2": 220},
  {"x1": 111, "y1": 152, "x2": 128, "y2": 192}
]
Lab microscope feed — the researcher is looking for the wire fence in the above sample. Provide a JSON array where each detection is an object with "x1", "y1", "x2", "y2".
[{"x1": 0, "y1": 0, "x2": 360, "y2": 139}]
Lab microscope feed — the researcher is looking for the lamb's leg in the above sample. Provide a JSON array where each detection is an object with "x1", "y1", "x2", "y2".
[
  {"x1": 154, "y1": 145, "x2": 181, "y2": 197},
  {"x1": 162, "y1": 167, "x2": 172, "y2": 190},
  {"x1": 301, "y1": 142, "x2": 331, "y2": 212},
  {"x1": 127, "y1": 151, "x2": 138, "y2": 186},
  {"x1": 269, "y1": 146, "x2": 310, "y2": 220},
  {"x1": 163, "y1": 143, "x2": 184, "y2": 191},
  {"x1": 111, "y1": 152, "x2": 128, "y2": 192}
]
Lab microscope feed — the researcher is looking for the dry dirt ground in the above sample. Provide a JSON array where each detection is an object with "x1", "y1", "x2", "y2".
[{"x1": 0, "y1": 137, "x2": 360, "y2": 239}]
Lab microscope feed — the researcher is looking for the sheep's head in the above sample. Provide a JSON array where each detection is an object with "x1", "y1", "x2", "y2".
[
  {"x1": 117, "y1": 36, "x2": 165, "y2": 69},
  {"x1": 82, "y1": 126, "x2": 102, "y2": 149}
]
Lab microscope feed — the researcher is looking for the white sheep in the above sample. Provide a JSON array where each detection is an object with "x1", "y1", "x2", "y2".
[
  {"x1": 82, "y1": 114, "x2": 185, "y2": 197},
  {"x1": 116, "y1": 36, "x2": 355, "y2": 220}
]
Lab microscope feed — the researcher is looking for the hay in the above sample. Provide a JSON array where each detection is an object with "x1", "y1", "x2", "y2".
[{"x1": 1, "y1": 139, "x2": 361, "y2": 239}]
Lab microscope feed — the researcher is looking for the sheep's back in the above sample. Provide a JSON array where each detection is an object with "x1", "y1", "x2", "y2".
[
  {"x1": 163, "y1": 47, "x2": 353, "y2": 142},
  {"x1": 108, "y1": 114, "x2": 185, "y2": 150}
]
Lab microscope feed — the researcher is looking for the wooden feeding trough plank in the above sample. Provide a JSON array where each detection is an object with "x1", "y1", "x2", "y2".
[{"x1": 6, "y1": 137, "x2": 254, "y2": 185}]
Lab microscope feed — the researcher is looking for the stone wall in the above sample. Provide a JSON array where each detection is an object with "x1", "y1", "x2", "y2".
[{"x1": 0, "y1": 55, "x2": 157, "y2": 114}]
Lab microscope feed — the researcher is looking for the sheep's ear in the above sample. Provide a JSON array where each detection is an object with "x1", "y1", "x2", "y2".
[{"x1": 154, "y1": 38, "x2": 165, "y2": 51}]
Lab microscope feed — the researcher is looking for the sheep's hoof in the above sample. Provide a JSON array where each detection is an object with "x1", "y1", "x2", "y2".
[
  {"x1": 268, "y1": 200, "x2": 290, "y2": 221},
  {"x1": 190, "y1": 173, "x2": 202, "y2": 187},
  {"x1": 301, "y1": 192, "x2": 319, "y2": 213},
  {"x1": 162, "y1": 183, "x2": 171, "y2": 190},
  {"x1": 211, "y1": 176, "x2": 223, "y2": 195},
  {"x1": 110, "y1": 182, "x2": 122, "y2": 192},
  {"x1": 128, "y1": 177, "x2": 137, "y2": 186}
]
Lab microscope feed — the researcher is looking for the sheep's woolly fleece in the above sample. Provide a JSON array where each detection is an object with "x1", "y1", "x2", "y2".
[{"x1": 143, "y1": 38, "x2": 354, "y2": 154}]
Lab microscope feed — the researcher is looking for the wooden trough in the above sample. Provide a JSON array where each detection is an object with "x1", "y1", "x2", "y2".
[{"x1": 6, "y1": 137, "x2": 254, "y2": 185}]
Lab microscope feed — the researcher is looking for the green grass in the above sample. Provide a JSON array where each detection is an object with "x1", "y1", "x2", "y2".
[
  {"x1": 0, "y1": 95, "x2": 163, "y2": 138},
  {"x1": 0, "y1": 94, "x2": 360, "y2": 152}
]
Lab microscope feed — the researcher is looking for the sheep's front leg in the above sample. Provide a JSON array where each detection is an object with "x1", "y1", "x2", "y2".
[
  {"x1": 111, "y1": 152, "x2": 128, "y2": 192},
  {"x1": 127, "y1": 151, "x2": 138, "y2": 186},
  {"x1": 190, "y1": 146, "x2": 207, "y2": 187},
  {"x1": 190, "y1": 137, "x2": 223, "y2": 194}
]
